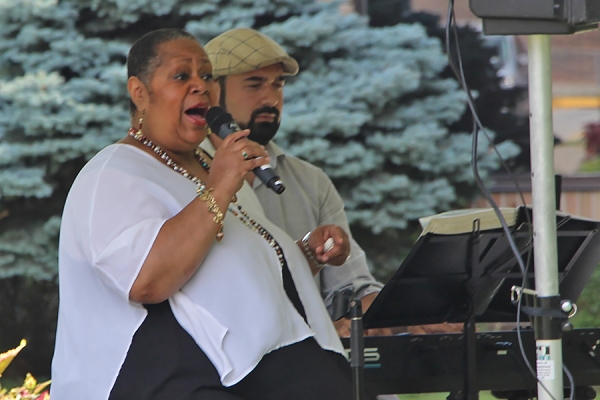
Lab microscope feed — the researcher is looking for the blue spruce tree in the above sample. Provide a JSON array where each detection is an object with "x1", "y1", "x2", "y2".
[{"x1": 0, "y1": 0, "x2": 518, "y2": 377}]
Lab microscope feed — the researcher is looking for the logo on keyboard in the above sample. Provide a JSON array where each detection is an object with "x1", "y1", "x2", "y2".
[{"x1": 344, "y1": 347, "x2": 381, "y2": 368}]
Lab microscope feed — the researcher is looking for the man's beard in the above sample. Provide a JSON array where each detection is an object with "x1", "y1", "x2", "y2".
[{"x1": 240, "y1": 106, "x2": 280, "y2": 146}]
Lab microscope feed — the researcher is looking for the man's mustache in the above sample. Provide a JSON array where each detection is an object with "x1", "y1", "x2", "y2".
[{"x1": 250, "y1": 106, "x2": 280, "y2": 122}]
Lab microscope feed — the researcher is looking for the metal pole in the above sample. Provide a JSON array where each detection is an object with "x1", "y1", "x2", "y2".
[
  {"x1": 350, "y1": 299, "x2": 365, "y2": 400},
  {"x1": 528, "y1": 34, "x2": 564, "y2": 400}
]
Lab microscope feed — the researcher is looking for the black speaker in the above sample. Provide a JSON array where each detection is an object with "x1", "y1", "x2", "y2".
[{"x1": 469, "y1": 0, "x2": 600, "y2": 35}]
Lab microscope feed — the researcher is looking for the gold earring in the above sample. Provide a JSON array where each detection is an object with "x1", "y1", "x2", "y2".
[
  {"x1": 206, "y1": 127, "x2": 213, "y2": 137},
  {"x1": 138, "y1": 110, "x2": 145, "y2": 134}
]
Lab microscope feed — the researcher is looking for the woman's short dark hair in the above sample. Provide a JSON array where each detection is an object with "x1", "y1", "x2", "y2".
[{"x1": 127, "y1": 28, "x2": 197, "y2": 115}]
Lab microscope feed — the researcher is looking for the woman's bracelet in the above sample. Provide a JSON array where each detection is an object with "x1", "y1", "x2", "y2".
[
  {"x1": 299, "y1": 231, "x2": 326, "y2": 270},
  {"x1": 196, "y1": 187, "x2": 224, "y2": 242}
]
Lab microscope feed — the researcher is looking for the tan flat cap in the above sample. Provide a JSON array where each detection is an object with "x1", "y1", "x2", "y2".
[{"x1": 205, "y1": 28, "x2": 299, "y2": 78}]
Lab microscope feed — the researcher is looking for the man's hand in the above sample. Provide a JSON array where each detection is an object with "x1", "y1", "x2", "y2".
[
  {"x1": 308, "y1": 225, "x2": 351, "y2": 267},
  {"x1": 333, "y1": 292, "x2": 393, "y2": 337},
  {"x1": 297, "y1": 225, "x2": 351, "y2": 275}
]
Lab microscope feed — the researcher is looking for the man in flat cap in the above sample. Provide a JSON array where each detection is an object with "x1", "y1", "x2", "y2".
[{"x1": 202, "y1": 28, "x2": 386, "y2": 337}]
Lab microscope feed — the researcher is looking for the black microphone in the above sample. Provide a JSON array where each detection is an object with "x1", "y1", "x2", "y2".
[{"x1": 205, "y1": 106, "x2": 285, "y2": 194}]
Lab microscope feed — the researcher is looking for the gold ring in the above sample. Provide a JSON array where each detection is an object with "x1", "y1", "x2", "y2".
[{"x1": 242, "y1": 151, "x2": 248, "y2": 159}]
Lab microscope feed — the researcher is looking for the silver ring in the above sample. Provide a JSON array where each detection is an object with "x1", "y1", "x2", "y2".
[{"x1": 242, "y1": 151, "x2": 248, "y2": 160}]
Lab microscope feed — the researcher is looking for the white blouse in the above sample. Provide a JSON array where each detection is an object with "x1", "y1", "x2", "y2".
[{"x1": 50, "y1": 144, "x2": 344, "y2": 400}]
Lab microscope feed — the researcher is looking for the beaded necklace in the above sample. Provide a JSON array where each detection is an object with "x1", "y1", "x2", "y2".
[
  {"x1": 128, "y1": 127, "x2": 210, "y2": 191},
  {"x1": 126, "y1": 127, "x2": 287, "y2": 269}
]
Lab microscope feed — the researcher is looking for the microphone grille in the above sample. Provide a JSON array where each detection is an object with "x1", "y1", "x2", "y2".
[
  {"x1": 206, "y1": 106, "x2": 226, "y2": 126},
  {"x1": 205, "y1": 106, "x2": 235, "y2": 133}
]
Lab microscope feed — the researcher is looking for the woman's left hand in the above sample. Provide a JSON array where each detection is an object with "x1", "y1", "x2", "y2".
[{"x1": 306, "y1": 225, "x2": 351, "y2": 267}]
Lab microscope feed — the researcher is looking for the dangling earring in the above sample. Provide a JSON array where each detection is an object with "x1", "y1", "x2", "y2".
[
  {"x1": 206, "y1": 127, "x2": 213, "y2": 137},
  {"x1": 138, "y1": 110, "x2": 145, "y2": 135}
]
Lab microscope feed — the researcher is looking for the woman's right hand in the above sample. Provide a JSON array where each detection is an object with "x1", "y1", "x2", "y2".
[{"x1": 207, "y1": 129, "x2": 270, "y2": 199}]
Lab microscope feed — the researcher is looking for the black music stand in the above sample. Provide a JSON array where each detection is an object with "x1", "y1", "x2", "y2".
[
  {"x1": 360, "y1": 208, "x2": 600, "y2": 400},
  {"x1": 476, "y1": 208, "x2": 600, "y2": 323}
]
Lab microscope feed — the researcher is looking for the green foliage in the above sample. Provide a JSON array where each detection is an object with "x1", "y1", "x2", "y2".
[
  {"x1": 0, "y1": 217, "x2": 59, "y2": 281},
  {"x1": 370, "y1": 6, "x2": 532, "y2": 172},
  {"x1": 579, "y1": 155, "x2": 600, "y2": 173},
  {"x1": 571, "y1": 265, "x2": 600, "y2": 328}
]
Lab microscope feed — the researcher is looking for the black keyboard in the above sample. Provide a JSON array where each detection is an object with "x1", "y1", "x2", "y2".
[{"x1": 341, "y1": 328, "x2": 600, "y2": 395}]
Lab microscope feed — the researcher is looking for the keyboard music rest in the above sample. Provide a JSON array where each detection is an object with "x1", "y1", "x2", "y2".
[{"x1": 341, "y1": 328, "x2": 600, "y2": 396}]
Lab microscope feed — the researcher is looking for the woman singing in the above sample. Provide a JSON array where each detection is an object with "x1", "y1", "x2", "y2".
[{"x1": 50, "y1": 28, "x2": 363, "y2": 400}]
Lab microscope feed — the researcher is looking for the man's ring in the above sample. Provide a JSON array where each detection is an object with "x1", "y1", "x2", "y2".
[{"x1": 242, "y1": 151, "x2": 248, "y2": 160}]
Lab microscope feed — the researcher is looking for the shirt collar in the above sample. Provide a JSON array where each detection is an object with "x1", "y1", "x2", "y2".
[
  {"x1": 199, "y1": 138, "x2": 216, "y2": 157},
  {"x1": 265, "y1": 141, "x2": 285, "y2": 169}
]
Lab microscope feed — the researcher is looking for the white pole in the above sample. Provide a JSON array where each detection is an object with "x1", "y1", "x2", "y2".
[{"x1": 528, "y1": 34, "x2": 564, "y2": 400}]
